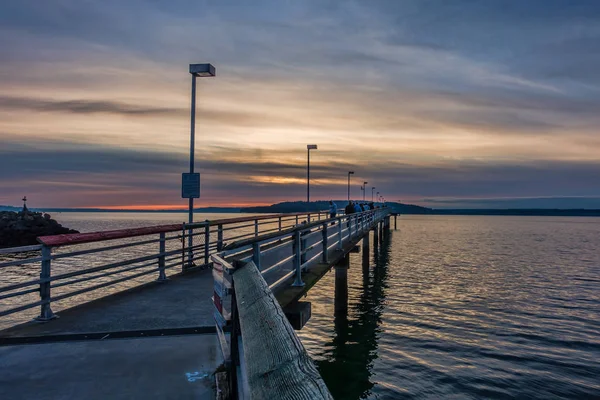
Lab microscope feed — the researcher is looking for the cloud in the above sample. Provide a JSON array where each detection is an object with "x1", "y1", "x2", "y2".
[
  {"x1": 1, "y1": 0, "x2": 600, "y2": 207},
  {"x1": 0, "y1": 96, "x2": 183, "y2": 117},
  {"x1": 2, "y1": 135, "x2": 600, "y2": 207}
]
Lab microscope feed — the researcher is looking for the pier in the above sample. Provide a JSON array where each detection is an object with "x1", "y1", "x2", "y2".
[{"x1": 0, "y1": 208, "x2": 395, "y2": 399}]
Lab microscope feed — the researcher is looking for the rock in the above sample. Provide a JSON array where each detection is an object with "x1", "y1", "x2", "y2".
[{"x1": 0, "y1": 211, "x2": 79, "y2": 248}]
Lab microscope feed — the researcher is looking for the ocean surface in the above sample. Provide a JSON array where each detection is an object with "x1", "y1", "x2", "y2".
[
  {"x1": 2, "y1": 213, "x2": 600, "y2": 398},
  {"x1": 298, "y1": 215, "x2": 600, "y2": 399}
]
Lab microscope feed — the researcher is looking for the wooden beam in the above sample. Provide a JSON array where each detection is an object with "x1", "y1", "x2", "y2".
[{"x1": 233, "y1": 261, "x2": 333, "y2": 400}]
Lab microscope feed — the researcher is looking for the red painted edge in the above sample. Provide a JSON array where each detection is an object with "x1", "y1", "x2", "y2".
[
  {"x1": 37, "y1": 224, "x2": 183, "y2": 247},
  {"x1": 36, "y1": 210, "x2": 331, "y2": 247}
]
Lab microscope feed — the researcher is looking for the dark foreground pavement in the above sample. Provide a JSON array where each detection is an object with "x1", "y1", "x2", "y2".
[
  {"x1": 0, "y1": 269, "x2": 215, "y2": 339},
  {"x1": 0, "y1": 334, "x2": 220, "y2": 400}
]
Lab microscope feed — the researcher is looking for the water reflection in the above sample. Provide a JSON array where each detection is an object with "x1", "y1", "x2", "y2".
[{"x1": 317, "y1": 233, "x2": 392, "y2": 399}]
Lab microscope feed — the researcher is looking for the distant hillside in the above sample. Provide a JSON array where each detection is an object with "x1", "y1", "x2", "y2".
[
  {"x1": 239, "y1": 201, "x2": 431, "y2": 214},
  {"x1": 434, "y1": 208, "x2": 600, "y2": 217},
  {"x1": 240, "y1": 201, "x2": 330, "y2": 213},
  {"x1": 385, "y1": 202, "x2": 433, "y2": 214},
  {"x1": 0, "y1": 205, "x2": 21, "y2": 212}
]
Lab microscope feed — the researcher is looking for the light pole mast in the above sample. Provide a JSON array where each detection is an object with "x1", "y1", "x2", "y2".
[
  {"x1": 184, "y1": 63, "x2": 215, "y2": 267},
  {"x1": 347, "y1": 171, "x2": 354, "y2": 202},
  {"x1": 307, "y1": 144, "x2": 317, "y2": 220}
]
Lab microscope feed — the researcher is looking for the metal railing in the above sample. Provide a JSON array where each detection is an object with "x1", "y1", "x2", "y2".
[
  {"x1": 211, "y1": 208, "x2": 391, "y2": 398},
  {"x1": 0, "y1": 210, "x2": 333, "y2": 323},
  {"x1": 218, "y1": 207, "x2": 390, "y2": 291}
]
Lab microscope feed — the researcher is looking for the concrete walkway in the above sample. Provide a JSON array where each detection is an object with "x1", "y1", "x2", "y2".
[
  {"x1": 0, "y1": 269, "x2": 215, "y2": 339},
  {"x1": 0, "y1": 270, "x2": 220, "y2": 399},
  {"x1": 0, "y1": 334, "x2": 219, "y2": 400}
]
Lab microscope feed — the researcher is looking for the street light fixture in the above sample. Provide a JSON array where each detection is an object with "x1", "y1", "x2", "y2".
[
  {"x1": 347, "y1": 171, "x2": 354, "y2": 202},
  {"x1": 371, "y1": 187, "x2": 376, "y2": 202},
  {"x1": 376, "y1": 191, "x2": 380, "y2": 203},
  {"x1": 183, "y1": 63, "x2": 215, "y2": 267},
  {"x1": 361, "y1": 181, "x2": 368, "y2": 201},
  {"x1": 307, "y1": 144, "x2": 318, "y2": 221}
]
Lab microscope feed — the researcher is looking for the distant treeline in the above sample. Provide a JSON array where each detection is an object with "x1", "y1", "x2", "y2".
[
  {"x1": 239, "y1": 201, "x2": 600, "y2": 217},
  {"x1": 3, "y1": 203, "x2": 600, "y2": 217}
]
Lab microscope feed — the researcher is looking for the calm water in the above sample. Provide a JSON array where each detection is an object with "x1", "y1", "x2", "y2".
[
  {"x1": 2, "y1": 213, "x2": 599, "y2": 398},
  {"x1": 298, "y1": 215, "x2": 600, "y2": 399}
]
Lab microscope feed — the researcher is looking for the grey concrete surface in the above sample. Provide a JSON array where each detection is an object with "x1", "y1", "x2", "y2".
[
  {"x1": 0, "y1": 334, "x2": 220, "y2": 400},
  {"x1": 1, "y1": 269, "x2": 215, "y2": 338}
]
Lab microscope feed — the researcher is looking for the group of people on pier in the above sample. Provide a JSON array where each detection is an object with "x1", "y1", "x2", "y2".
[{"x1": 327, "y1": 200, "x2": 378, "y2": 219}]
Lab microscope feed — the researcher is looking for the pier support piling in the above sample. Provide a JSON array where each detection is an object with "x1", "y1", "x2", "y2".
[{"x1": 334, "y1": 256, "x2": 349, "y2": 315}]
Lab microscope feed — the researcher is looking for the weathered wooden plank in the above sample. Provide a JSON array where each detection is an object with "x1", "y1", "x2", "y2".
[{"x1": 233, "y1": 261, "x2": 333, "y2": 400}]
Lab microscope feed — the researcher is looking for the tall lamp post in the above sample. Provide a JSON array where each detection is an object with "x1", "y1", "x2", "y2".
[
  {"x1": 183, "y1": 63, "x2": 215, "y2": 266},
  {"x1": 307, "y1": 144, "x2": 318, "y2": 221},
  {"x1": 371, "y1": 187, "x2": 376, "y2": 202},
  {"x1": 347, "y1": 171, "x2": 354, "y2": 203},
  {"x1": 376, "y1": 191, "x2": 380, "y2": 203},
  {"x1": 361, "y1": 181, "x2": 368, "y2": 201}
]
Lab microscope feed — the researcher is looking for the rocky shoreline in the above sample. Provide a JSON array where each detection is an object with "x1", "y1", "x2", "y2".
[{"x1": 0, "y1": 211, "x2": 79, "y2": 248}]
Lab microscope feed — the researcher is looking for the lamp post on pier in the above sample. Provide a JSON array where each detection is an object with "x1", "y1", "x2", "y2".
[
  {"x1": 307, "y1": 144, "x2": 318, "y2": 221},
  {"x1": 371, "y1": 187, "x2": 376, "y2": 202},
  {"x1": 376, "y1": 191, "x2": 380, "y2": 204},
  {"x1": 183, "y1": 63, "x2": 215, "y2": 266},
  {"x1": 361, "y1": 181, "x2": 368, "y2": 201},
  {"x1": 347, "y1": 171, "x2": 354, "y2": 202}
]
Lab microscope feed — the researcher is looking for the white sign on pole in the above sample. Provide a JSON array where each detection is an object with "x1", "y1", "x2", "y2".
[{"x1": 182, "y1": 173, "x2": 200, "y2": 198}]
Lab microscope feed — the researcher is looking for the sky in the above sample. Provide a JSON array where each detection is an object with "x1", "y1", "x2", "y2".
[{"x1": 1, "y1": 0, "x2": 600, "y2": 209}]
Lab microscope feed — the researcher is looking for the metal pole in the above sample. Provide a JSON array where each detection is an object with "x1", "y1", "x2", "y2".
[
  {"x1": 204, "y1": 222, "x2": 210, "y2": 266},
  {"x1": 217, "y1": 224, "x2": 224, "y2": 251},
  {"x1": 337, "y1": 217, "x2": 343, "y2": 250},
  {"x1": 292, "y1": 231, "x2": 304, "y2": 287},
  {"x1": 307, "y1": 148, "x2": 310, "y2": 222},
  {"x1": 36, "y1": 245, "x2": 55, "y2": 321},
  {"x1": 188, "y1": 74, "x2": 197, "y2": 266},
  {"x1": 252, "y1": 242, "x2": 261, "y2": 270},
  {"x1": 347, "y1": 173, "x2": 350, "y2": 202},
  {"x1": 157, "y1": 232, "x2": 167, "y2": 281},
  {"x1": 322, "y1": 223, "x2": 329, "y2": 263}
]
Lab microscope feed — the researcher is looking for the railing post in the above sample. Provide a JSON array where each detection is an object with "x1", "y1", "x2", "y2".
[
  {"x1": 204, "y1": 221, "x2": 210, "y2": 266},
  {"x1": 181, "y1": 224, "x2": 186, "y2": 272},
  {"x1": 254, "y1": 219, "x2": 259, "y2": 237},
  {"x1": 36, "y1": 245, "x2": 55, "y2": 321},
  {"x1": 300, "y1": 233, "x2": 307, "y2": 265},
  {"x1": 278, "y1": 216, "x2": 282, "y2": 231},
  {"x1": 337, "y1": 218, "x2": 343, "y2": 250},
  {"x1": 217, "y1": 224, "x2": 224, "y2": 251},
  {"x1": 157, "y1": 232, "x2": 167, "y2": 281},
  {"x1": 252, "y1": 242, "x2": 261, "y2": 270},
  {"x1": 322, "y1": 223, "x2": 328, "y2": 263},
  {"x1": 295, "y1": 215, "x2": 299, "y2": 225},
  {"x1": 349, "y1": 215, "x2": 353, "y2": 238},
  {"x1": 292, "y1": 231, "x2": 304, "y2": 287}
]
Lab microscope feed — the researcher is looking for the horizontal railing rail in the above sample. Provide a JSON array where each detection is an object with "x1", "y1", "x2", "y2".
[
  {"x1": 0, "y1": 209, "x2": 352, "y2": 324},
  {"x1": 218, "y1": 208, "x2": 391, "y2": 291}
]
